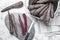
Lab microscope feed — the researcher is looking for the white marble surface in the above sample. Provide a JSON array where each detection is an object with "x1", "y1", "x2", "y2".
[{"x1": 0, "y1": 0, "x2": 60, "y2": 40}]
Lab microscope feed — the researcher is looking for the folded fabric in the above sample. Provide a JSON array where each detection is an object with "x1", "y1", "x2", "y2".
[{"x1": 28, "y1": 0, "x2": 59, "y2": 24}]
